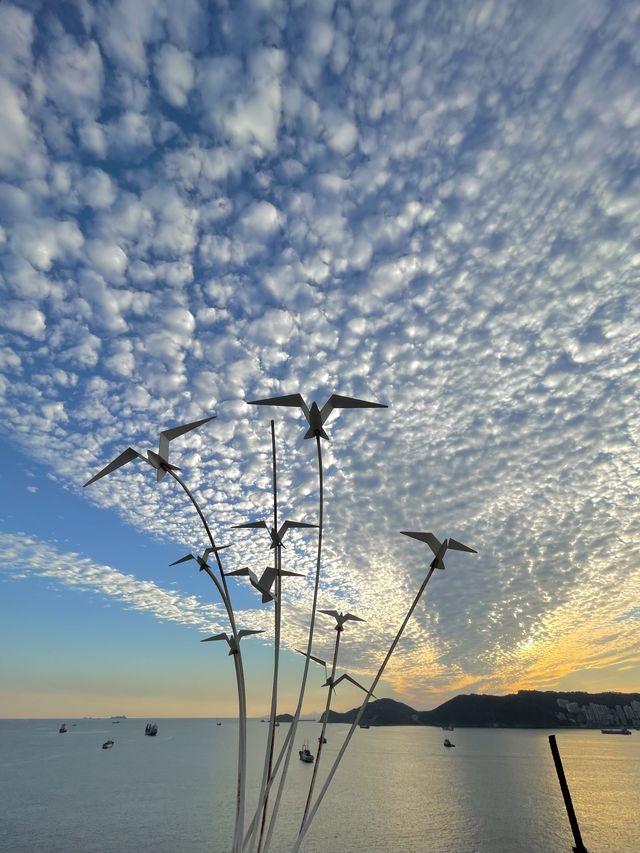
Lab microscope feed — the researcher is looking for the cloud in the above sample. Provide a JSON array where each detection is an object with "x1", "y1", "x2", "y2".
[
  {"x1": 154, "y1": 44, "x2": 194, "y2": 108},
  {"x1": 1, "y1": 301, "x2": 46, "y2": 339},
  {"x1": 0, "y1": 531, "x2": 231, "y2": 633},
  {"x1": 44, "y1": 36, "x2": 104, "y2": 119},
  {"x1": 1, "y1": 0, "x2": 640, "y2": 709},
  {"x1": 0, "y1": 79, "x2": 33, "y2": 172}
]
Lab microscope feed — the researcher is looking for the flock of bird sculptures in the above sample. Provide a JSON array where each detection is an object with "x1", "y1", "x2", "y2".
[{"x1": 84, "y1": 392, "x2": 477, "y2": 853}]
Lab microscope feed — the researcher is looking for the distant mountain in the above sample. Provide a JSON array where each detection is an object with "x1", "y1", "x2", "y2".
[
  {"x1": 273, "y1": 714, "x2": 319, "y2": 722},
  {"x1": 322, "y1": 690, "x2": 640, "y2": 728},
  {"x1": 322, "y1": 698, "x2": 421, "y2": 726}
]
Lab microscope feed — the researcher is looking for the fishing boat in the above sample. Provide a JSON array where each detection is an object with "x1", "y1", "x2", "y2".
[
  {"x1": 145, "y1": 722, "x2": 158, "y2": 736},
  {"x1": 601, "y1": 728, "x2": 631, "y2": 735},
  {"x1": 217, "y1": 722, "x2": 222, "y2": 726},
  {"x1": 359, "y1": 723, "x2": 370, "y2": 729},
  {"x1": 58, "y1": 723, "x2": 67, "y2": 733},
  {"x1": 443, "y1": 738, "x2": 455, "y2": 748},
  {"x1": 299, "y1": 741, "x2": 314, "y2": 763},
  {"x1": 102, "y1": 740, "x2": 114, "y2": 749}
]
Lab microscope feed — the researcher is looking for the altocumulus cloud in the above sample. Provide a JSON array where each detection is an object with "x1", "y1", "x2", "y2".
[
  {"x1": 1, "y1": 0, "x2": 640, "y2": 702},
  {"x1": 0, "y1": 532, "x2": 232, "y2": 633}
]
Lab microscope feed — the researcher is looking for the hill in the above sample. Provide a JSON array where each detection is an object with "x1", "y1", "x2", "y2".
[
  {"x1": 321, "y1": 690, "x2": 640, "y2": 728},
  {"x1": 320, "y1": 697, "x2": 421, "y2": 726}
]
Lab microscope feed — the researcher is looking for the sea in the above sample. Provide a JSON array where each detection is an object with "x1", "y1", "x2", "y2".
[{"x1": 1, "y1": 719, "x2": 638, "y2": 853}]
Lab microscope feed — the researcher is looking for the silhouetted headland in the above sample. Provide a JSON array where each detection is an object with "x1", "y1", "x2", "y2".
[{"x1": 320, "y1": 690, "x2": 640, "y2": 728}]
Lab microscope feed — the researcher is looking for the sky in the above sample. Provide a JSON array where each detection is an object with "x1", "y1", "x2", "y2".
[{"x1": 1, "y1": 0, "x2": 639, "y2": 719}]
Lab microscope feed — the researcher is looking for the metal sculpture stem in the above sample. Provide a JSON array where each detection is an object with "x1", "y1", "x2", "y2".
[
  {"x1": 243, "y1": 722, "x2": 296, "y2": 850},
  {"x1": 250, "y1": 422, "x2": 282, "y2": 853},
  {"x1": 168, "y1": 470, "x2": 248, "y2": 853},
  {"x1": 261, "y1": 435, "x2": 324, "y2": 853},
  {"x1": 300, "y1": 627, "x2": 341, "y2": 829},
  {"x1": 292, "y1": 565, "x2": 437, "y2": 852}
]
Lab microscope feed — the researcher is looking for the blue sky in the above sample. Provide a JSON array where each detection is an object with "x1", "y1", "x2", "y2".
[{"x1": 1, "y1": 0, "x2": 639, "y2": 718}]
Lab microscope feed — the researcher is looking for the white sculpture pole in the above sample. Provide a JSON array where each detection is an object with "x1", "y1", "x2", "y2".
[
  {"x1": 260, "y1": 432, "x2": 324, "y2": 853},
  {"x1": 167, "y1": 470, "x2": 249, "y2": 853},
  {"x1": 83, "y1": 418, "x2": 250, "y2": 853},
  {"x1": 250, "y1": 421, "x2": 282, "y2": 853},
  {"x1": 293, "y1": 533, "x2": 476, "y2": 851},
  {"x1": 246, "y1": 393, "x2": 387, "y2": 853},
  {"x1": 301, "y1": 621, "x2": 340, "y2": 827},
  {"x1": 299, "y1": 610, "x2": 365, "y2": 829},
  {"x1": 291, "y1": 564, "x2": 437, "y2": 853}
]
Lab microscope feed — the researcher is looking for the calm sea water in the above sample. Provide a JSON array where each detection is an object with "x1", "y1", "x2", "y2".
[{"x1": 1, "y1": 719, "x2": 638, "y2": 853}]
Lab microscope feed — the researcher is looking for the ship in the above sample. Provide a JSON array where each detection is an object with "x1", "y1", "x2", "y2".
[
  {"x1": 145, "y1": 722, "x2": 158, "y2": 736},
  {"x1": 299, "y1": 741, "x2": 314, "y2": 763}
]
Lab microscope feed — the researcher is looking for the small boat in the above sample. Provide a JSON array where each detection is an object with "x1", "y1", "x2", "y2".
[
  {"x1": 274, "y1": 722, "x2": 280, "y2": 727},
  {"x1": 217, "y1": 722, "x2": 222, "y2": 726},
  {"x1": 59, "y1": 723, "x2": 67, "y2": 733},
  {"x1": 299, "y1": 741, "x2": 314, "y2": 763},
  {"x1": 145, "y1": 723, "x2": 158, "y2": 736},
  {"x1": 601, "y1": 728, "x2": 631, "y2": 735},
  {"x1": 102, "y1": 740, "x2": 114, "y2": 749},
  {"x1": 359, "y1": 723, "x2": 370, "y2": 729},
  {"x1": 112, "y1": 720, "x2": 120, "y2": 724},
  {"x1": 443, "y1": 738, "x2": 455, "y2": 748},
  {"x1": 442, "y1": 725, "x2": 454, "y2": 731},
  {"x1": 318, "y1": 736, "x2": 327, "y2": 744}
]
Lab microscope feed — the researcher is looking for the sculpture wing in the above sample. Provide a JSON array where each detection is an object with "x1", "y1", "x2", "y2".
[
  {"x1": 247, "y1": 570, "x2": 275, "y2": 602},
  {"x1": 158, "y1": 416, "x2": 215, "y2": 461},
  {"x1": 225, "y1": 567, "x2": 250, "y2": 577},
  {"x1": 342, "y1": 613, "x2": 366, "y2": 623},
  {"x1": 447, "y1": 537, "x2": 477, "y2": 554},
  {"x1": 203, "y1": 545, "x2": 230, "y2": 561},
  {"x1": 248, "y1": 393, "x2": 310, "y2": 422},
  {"x1": 200, "y1": 633, "x2": 228, "y2": 643},
  {"x1": 279, "y1": 570, "x2": 305, "y2": 578},
  {"x1": 278, "y1": 520, "x2": 318, "y2": 539},
  {"x1": 84, "y1": 447, "x2": 144, "y2": 487},
  {"x1": 238, "y1": 629, "x2": 265, "y2": 639},
  {"x1": 233, "y1": 520, "x2": 269, "y2": 531},
  {"x1": 258, "y1": 567, "x2": 277, "y2": 589},
  {"x1": 169, "y1": 553, "x2": 195, "y2": 566},
  {"x1": 320, "y1": 394, "x2": 387, "y2": 424},
  {"x1": 400, "y1": 531, "x2": 442, "y2": 556},
  {"x1": 295, "y1": 649, "x2": 327, "y2": 668},
  {"x1": 334, "y1": 673, "x2": 371, "y2": 694},
  {"x1": 319, "y1": 609, "x2": 341, "y2": 621}
]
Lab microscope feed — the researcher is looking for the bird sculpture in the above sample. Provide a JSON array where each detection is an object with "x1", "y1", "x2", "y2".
[
  {"x1": 170, "y1": 546, "x2": 230, "y2": 571},
  {"x1": 84, "y1": 416, "x2": 215, "y2": 486},
  {"x1": 322, "y1": 673, "x2": 371, "y2": 694},
  {"x1": 295, "y1": 649, "x2": 329, "y2": 676},
  {"x1": 233, "y1": 518, "x2": 317, "y2": 549},
  {"x1": 248, "y1": 393, "x2": 387, "y2": 440},
  {"x1": 400, "y1": 531, "x2": 477, "y2": 570},
  {"x1": 226, "y1": 565, "x2": 304, "y2": 603},
  {"x1": 318, "y1": 609, "x2": 366, "y2": 632},
  {"x1": 201, "y1": 629, "x2": 264, "y2": 655},
  {"x1": 295, "y1": 650, "x2": 372, "y2": 695}
]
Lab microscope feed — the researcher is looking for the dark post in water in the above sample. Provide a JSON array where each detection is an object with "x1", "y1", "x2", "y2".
[{"x1": 548, "y1": 734, "x2": 589, "y2": 853}]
